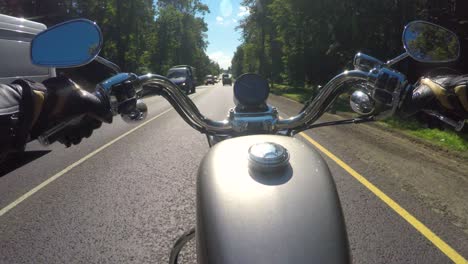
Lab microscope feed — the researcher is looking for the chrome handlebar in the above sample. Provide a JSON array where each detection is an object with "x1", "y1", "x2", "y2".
[
  {"x1": 137, "y1": 69, "x2": 387, "y2": 135},
  {"x1": 138, "y1": 74, "x2": 232, "y2": 134},
  {"x1": 277, "y1": 70, "x2": 376, "y2": 131},
  {"x1": 37, "y1": 56, "x2": 407, "y2": 147},
  {"x1": 128, "y1": 51, "x2": 410, "y2": 135}
]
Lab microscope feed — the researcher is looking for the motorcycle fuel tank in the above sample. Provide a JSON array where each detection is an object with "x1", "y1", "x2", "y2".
[{"x1": 196, "y1": 135, "x2": 349, "y2": 263}]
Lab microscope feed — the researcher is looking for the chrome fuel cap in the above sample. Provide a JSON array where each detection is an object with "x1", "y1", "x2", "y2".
[{"x1": 248, "y1": 142, "x2": 290, "y2": 171}]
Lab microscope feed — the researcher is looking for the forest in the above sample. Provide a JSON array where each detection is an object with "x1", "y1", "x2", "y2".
[
  {"x1": 1, "y1": 1, "x2": 467, "y2": 88},
  {"x1": 232, "y1": 0, "x2": 468, "y2": 86},
  {"x1": 0, "y1": 0, "x2": 221, "y2": 82}
]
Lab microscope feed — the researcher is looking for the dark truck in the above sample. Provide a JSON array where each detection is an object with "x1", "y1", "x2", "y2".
[
  {"x1": 167, "y1": 65, "x2": 196, "y2": 94},
  {"x1": 222, "y1": 73, "x2": 232, "y2": 86}
]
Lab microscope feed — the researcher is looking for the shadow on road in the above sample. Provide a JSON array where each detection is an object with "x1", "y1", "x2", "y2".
[{"x1": 0, "y1": 151, "x2": 51, "y2": 177}]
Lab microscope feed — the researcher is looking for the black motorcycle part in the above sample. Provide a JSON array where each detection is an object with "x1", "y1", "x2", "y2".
[{"x1": 234, "y1": 73, "x2": 270, "y2": 108}]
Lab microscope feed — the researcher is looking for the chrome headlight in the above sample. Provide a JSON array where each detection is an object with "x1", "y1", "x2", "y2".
[{"x1": 350, "y1": 90, "x2": 375, "y2": 115}]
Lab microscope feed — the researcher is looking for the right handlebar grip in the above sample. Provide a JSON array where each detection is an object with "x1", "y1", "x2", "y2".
[{"x1": 399, "y1": 83, "x2": 435, "y2": 117}]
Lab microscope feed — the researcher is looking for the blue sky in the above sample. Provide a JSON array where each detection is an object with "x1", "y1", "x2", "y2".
[{"x1": 202, "y1": 0, "x2": 249, "y2": 69}]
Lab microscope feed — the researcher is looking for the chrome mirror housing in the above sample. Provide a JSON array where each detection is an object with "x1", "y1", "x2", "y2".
[
  {"x1": 403, "y1": 21, "x2": 460, "y2": 63},
  {"x1": 31, "y1": 19, "x2": 102, "y2": 68}
]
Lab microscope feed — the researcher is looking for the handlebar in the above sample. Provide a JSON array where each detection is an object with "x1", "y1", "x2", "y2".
[
  {"x1": 137, "y1": 74, "x2": 233, "y2": 135},
  {"x1": 137, "y1": 70, "x2": 385, "y2": 135},
  {"x1": 38, "y1": 63, "x2": 407, "y2": 146},
  {"x1": 38, "y1": 61, "x2": 409, "y2": 148},
  {"x1": 277, "y1": 70, "x2": 376, "y2": 131},
  {"x1": 138, "y1": 68, "x2": 465, "y2": 135}
]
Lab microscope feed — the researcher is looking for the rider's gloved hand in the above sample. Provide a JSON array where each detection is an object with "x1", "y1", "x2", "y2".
[
  {"x1": 400, "y1": 75, "x2": 468, "y2": 120},
  {"x1": 19, "y1": 76, "x2": 113, "y2": 147},
  {"x1": 55, "y1": 116, "x2": 104, "y2": 147}
]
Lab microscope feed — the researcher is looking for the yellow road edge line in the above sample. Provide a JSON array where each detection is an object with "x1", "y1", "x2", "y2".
[
  {"x1": 0, "y1": 107, "x2": 173, "y2": 217},
  {"x1": 299, "y1": 132, "x2": 467, "y2": 264}
]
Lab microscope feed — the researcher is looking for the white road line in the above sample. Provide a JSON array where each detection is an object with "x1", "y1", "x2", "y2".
[{"x1": 0, "y1": 89, "x2": 208, "y2": 217}]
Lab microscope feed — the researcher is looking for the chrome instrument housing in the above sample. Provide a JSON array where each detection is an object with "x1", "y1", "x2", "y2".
[{"x1": 228, "y1": 105, "x2": 279, "y2": 133}]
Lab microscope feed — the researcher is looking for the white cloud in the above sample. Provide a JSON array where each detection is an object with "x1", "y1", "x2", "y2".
[
  {"x1": 220, "y1": 0, "x2": 233, "y2": 17},
  {"x1": 209, "y1": 51, "x2": 232, "y2": 69},
  {"x1": 216, "y1": 16, "x2": 237, "y2": 26},
  {"x1": 238, "y1": 6, "x2": 250, "y2": 17}
]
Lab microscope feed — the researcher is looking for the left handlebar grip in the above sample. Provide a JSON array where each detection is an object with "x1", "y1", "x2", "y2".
[{"x1": 37, "y1": 115, "x2": 84, "y2": 145}]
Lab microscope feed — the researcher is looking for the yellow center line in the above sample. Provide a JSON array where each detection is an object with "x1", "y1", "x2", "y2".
[{"x1": 299, "y1": 132, "x2": 467, "y2": 264}]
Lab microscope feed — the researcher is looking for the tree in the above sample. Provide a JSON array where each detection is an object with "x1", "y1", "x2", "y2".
[
  {"x1": 231, "y1": 0, "x2": 465, "y2": 87},
  {"x1": 1, "y1": 0, "x2": 215, "y2": 79}
]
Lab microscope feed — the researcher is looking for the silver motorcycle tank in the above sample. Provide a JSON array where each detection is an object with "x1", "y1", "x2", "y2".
[{"x1": 196, "y1": 135, "x2": 349, "y2": 263}]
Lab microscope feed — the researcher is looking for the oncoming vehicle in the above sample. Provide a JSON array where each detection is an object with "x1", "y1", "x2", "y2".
[
  {"x1": 167, "y1": 65, "x2": 196, "y2": 94},
  {"x1": 222, "y1": 73, "x2": 232, "y2": 86},
  {"x1": 204, "y1": 75, "x2": 214, "y2": 85}
]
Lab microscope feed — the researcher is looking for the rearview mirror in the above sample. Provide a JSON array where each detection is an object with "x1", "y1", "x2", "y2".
[
  {"x1": 31, "y1": 19, "x2": 103, "y2": 68},
  {"x1": 403, "y1": 21, "x2": 460, "y2": 63}
]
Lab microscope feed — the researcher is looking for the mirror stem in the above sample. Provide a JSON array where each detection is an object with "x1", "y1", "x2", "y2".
[{"x1": 385, "y1": 53, "x2": 409, "y2": 67}]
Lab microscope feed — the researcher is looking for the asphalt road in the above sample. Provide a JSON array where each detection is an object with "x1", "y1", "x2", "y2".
[{"x1": 0, "y1": 82, "x2": 467, "y2": 263}]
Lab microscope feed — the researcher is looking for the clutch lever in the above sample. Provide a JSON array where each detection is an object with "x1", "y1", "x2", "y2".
[
  {"x1": 290, "y1": 116, "x2": 375, "y2": 135},
  {"x1": 38, "y1": 115, "x2": 85, "y2": 146},
  {"x1": 422, "y1": 110, "x2": 465, "y2": 131}
]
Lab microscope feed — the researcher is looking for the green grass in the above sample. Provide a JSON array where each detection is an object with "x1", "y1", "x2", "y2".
[
  {"x1": 379, "y1": 117, "x2": 468, "y2": 153},
  {"x1": 282, "y1": 93, "x2": 304, "y2": 102},
  {"x1": 271, "y1": 83, "x2": 468, "y2": 154},
  {"x1": 270, "y1": 84, "x2": 316, "y2": 103}
]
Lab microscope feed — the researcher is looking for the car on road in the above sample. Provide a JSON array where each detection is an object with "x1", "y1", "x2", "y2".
[
  {"x1": 167, "y1": 65, "x2": 196, "y2": 94},
  {"x1": 222, "y1": 73, "x2": 232, "y2": 86},
  {"x1": 205, "y1": 75, "x2": 215, "y2": 85}
]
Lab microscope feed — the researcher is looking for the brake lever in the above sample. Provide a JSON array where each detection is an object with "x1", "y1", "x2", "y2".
[
  {"x1": 422, "y1": 110, "x2": 465, "y2": 131},
  {"x1": 289, "y1": 116, "x2": 375, "y2": 136},
  {"x1": 37, "y1": 115, "x2": 85, "y2": 146}
]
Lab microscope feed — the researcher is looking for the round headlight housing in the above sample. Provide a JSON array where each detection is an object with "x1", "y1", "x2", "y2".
[{"x1": 234, "y1": 73, "x2": 270, "y2": 107}]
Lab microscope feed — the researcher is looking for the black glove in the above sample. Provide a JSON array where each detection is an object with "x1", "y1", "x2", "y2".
[
  {"x1": 56, "y1": 116, "x2": 103, "y2": 147},
  {"x1": 400, "y1": 76, "x2": 468, "y2": 119},
  {"x1": 26, "y1": 76, "x2": 113, "y2": 147}
]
